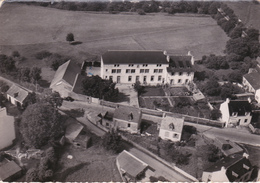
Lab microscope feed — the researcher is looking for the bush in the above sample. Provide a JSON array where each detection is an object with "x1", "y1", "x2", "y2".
[
  {"x1": 137, "y1": 9, "x2": 146, "y2": 15},
  {"x1": 12, "y1": 51, "x2": 20, "y2": 58},
  {"x1": 26, "y1": 168, "x2": 39, "y2": 182},
  {"x1": 66, "y1": 33, "x2": 74, "y2": 42},
  {"x1": 35, "y1": 51, "x2": 52, "y2": 60}
]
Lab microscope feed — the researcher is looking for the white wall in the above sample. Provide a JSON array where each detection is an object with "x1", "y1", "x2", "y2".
[
  {"x1": 159, "y1": 129, "x2": 181, "y2": 142},
  {"x1": 166, "y1": 71, "x2": 194, "y2": 85},
  {"x1": 255, "y1": 89, "x2": 260, "y2": 103},
  {"x1": 0, "y1": 112, "x2": 15, "y2": 150}
]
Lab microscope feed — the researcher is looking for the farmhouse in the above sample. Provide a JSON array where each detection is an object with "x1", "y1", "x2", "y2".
[
  {"x1": 113, "y1": 105, "x2": 142, "y2": 133},
  {"x1": 6, "y1": 84, "x2": 29, "y2": 107},
  {"x1": 219, "y1": 98, "x2": 252, "y2": 127},
  {"x1": 242, "y1": 67, "x2": 260, "y2": 103},
  {"x1": 202, "y1": 153, "x2": 254, "y2": 182},
  {"x1": 158, "y1": 115, "x2": 184, "y2": 142},
  {"x1": 100, "y1": 50, "x2": 194, "y2": 85},
  {"x1": 0, "y1": 108, "x2": 15, "y2": 150},
  {"x1": 116, "y1": 150, "x2": 148, "y2": 181}
]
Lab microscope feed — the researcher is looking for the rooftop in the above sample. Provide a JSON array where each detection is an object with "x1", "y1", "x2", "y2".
[
  {"x1": 160, "y1": 115, "x2": 184, "y2": 134},
  {"x1": 102, "y1": 50, "x2": 168, "y2": 64},
  {"x1": 113, "y1": 105, "x2": 142, "y2": 124},
  {"x1": 117, "y1": 150, "x2": 148, "y2": 178},
  {"x1": 65, "y1": 122, "x2": 84, "y2": 142},
  {"x1": 243, "y1": 72, "x2": 260, "y2": 91},
  {"x1": 167, "y1": 55, "x2": 194, "y2": 72},
  {"x1": 50, "y1": 60, "x2": 81, "y2": 88},
  {"x1": 0, "y1": 161, "x2": 21, "y2": 181},
  {"x1": 228, "y1": 100, "x2": 252, "y2": 116},
  {"x1": 214, "y1": 138, "x2": 243, "y2": 157},
  {"x1": 6, "y1": 84, "x2": 29, "y2": 103},
  {"x1": 71, "y1": 74, "x2": 85, "y2": 94}
]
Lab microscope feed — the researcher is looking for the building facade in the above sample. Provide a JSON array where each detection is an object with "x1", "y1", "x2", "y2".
[
  {"x1": 220, "y1": 99, "x2": 252, "y2": 127},
  {"x1": 101, "y1": 50, "x2": 194, "y2": 85}
]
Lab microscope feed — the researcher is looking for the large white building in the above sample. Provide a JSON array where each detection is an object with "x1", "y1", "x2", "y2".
[{"x1": 100, "y1": 50, "x2": 194, "y2": 85}]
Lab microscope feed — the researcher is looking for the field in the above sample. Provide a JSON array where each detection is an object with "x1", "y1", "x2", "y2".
[
  {"x1": 226, "y1": 1, "x2": 260, "y2": 31},
  {"x1": 0, "y1": 3, "x2": 228, "y2": 84}
]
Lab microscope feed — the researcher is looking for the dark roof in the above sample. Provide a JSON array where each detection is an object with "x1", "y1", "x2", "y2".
[
  {"x1": 0, "y1": 161, "x2": 21, "y2": 181},
  {"x1": 243, "y1": 72, "x2": 260, "y2": 90},
  {"x1": 50, "y1": 60, "x2": 81, "y2": 88},
  {"x1": 228, "y1": 100, "x2": 252, "y2": 116},
  {"x1": 72, "y1": 74, "x2": 85, "y2": 94},
  {"x1": 114, "y1": 105, "x2": 142, "y2": 124},
  {"x1": 6, "y1": 85, "x2": 29, "y2": 103},
  {"x1": 214, "y1": 138, "x2": 243, "y2": 157},
  {"x1": 167, "y1": 56, "x2": 194, "y2": 72},
  {"x1": 117, "y1": 150, "x2": 148, "y2": 178},
  {"x1": 102, "y1": 50, "x2": 168, "y2": 64}
]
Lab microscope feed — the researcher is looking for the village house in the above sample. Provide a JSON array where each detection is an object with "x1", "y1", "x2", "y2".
[
  {"x1": 0, "y1": 160, "x2": 22, "y2": 181},
  {"x1": 100, "y1": 50, "x2": 194, "y2": 85},
  {"x1": 242, "y1": 64, "x2": 260, "y2": 103},
  {"x1": 113, "y1": 105, "x2": 142, "y2": 133},
  {"x1": 202, "y1": 153, "x2": 254, "y2": 182},
  {"x1": 214, "y1": 138, "x2": 243, "y2": 157},
  {"x1": 6, "y1": 84, "x2": 29, "y2": 107},
  {"x1": 219, "y1": 98, "x2": 252, "y2": 127},
  {"x1": 158, "y1": 115, "x2": 184, "y2": 142},
  {"x1": 116, "y1": 150, "x2": 148, "y2": 182},
  {"x1": 0, "y1": 108, "x2": 15, "y2": 150}
]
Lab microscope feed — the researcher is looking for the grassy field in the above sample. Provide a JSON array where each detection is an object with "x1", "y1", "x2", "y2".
[
  {"x1": 226, "y1": 1, "x2": 260, "y2": 31},
  {"x1": 0, "y1": 3, "x2": 228, "y2": 83}
]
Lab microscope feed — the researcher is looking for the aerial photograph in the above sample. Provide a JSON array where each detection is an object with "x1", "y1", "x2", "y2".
[{"x1": 0, "y1": 0, "x2": 259, "y2": 181}]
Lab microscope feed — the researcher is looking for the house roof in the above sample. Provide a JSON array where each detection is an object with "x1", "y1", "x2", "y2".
[
  {"x1": 65, "y1": 122, "x2": 84, "y2": 142},
  {"x1": 102, "y1": 50, "x2": 168, "y2": 64},
  {"x1": 50, "y1": 60, "x2": 81, "y2": 88},
  {"x1": 214, "y1": 138, "x2": 243, "y2": 157},
  {"x1": 167, "y1": 56, "x2": 194, "y2": 72},
  {"x1": 228, "y1": 100, "x2": 252, "y2": 116},
  {"x1": 243, "y1": 72, "x2": 260, "y2": 90},
  {"x1": 113, "y1": 105, "x2": 141, "y2": 124},
  {"x1": 160, "y1": 115, "x2": 184, "y2": 134},
  {"x1": 71, "y1": 74, "x2": 85, "y2": 94},
  {"x1": 204, "y1": 154, "x2": 252, "y2": 177},
  {"x1": 0, "y1": 161, "x2": 21, "y2": 181},
  {"x1": 117, "y1": 150, "x2": 148, "y2": 178},
  {"x1": 0, "y1": 108, "x2": 15, "y2": 149},
  {"x1": 6, "y1": 84, "x2": 29, "y2": 103}
]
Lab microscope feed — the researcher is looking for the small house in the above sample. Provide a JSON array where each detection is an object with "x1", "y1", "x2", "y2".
[
  {"x1": 219, "y1": 99, "x2": 252, "y2": 127},
  {"x1": 65, "y1": 122, "x2": 91, "y2": 149},
  {"x1": 202, "y1": 153, "x2": 254, "y2": 182},
  {"x1": 116, "y1": 150, "x2": 148, "y2": 181},
  {"x1": 158, "y1": 115, "x2": 184, "y2": 142},
  {"x1": 113, "y1": 105, "x2": 142, "y2": 133},
  {"x1": 214, "y1": 138, "x2": 243, "y2": 157},
  {"x1": 0, "y1": 161, "x2": 22, "y2": 181},
  {"x1": 6, "y1": 84, "x2": 29, "y2": 107},
  {"x1": 0, "y1": 107, "x2": 15, "y2": 150}
]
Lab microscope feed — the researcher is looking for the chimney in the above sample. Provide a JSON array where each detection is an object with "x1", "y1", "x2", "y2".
[
  {"x1": 163, "y1": 50, "x2": 167, "y2": 56},
  {"x1": 221, "y1": 166, "x2": 226, "y2": 172},
  {"x1": 248, "y1": 97, "x2": 252, "y2": 103},
  {"x1": 226, "y1": 98, "x2": 230, "y2": 103},
  {"x1": 166, "y1": 55, "x2": 170, "y2": 62},
  {"x1": 128, "y1": 112, "x2": 133, "y2": 121},
  {"x1": 243, "y1": 153, "x2": 249, "y2": 159}
]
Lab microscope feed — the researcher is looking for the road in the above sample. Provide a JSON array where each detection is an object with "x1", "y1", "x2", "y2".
[{"x1": 60, "y1": 100, "x2": 196, "y2": 181}]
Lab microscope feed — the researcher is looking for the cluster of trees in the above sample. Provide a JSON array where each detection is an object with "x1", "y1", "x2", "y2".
[
  {"x1": 101, "y1": 130, "x2": 122, "y2": 154},
  {"x1": 200, "y1": 54, "x2": 229, "y2": 70},
  {"x1": 17, "y1": 67, "x2": 42, "y2": 84},
  {"x1": 81, "y1": 75, "x2": 119, "y2": 101},
  {"x1": 26, "y1": 147, "x2": 57, "y2": 181}
]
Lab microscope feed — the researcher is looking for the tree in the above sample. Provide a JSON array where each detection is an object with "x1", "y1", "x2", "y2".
[
  {"x1": 226, "y1": 38, "x2": 249, "y2": 57},
  {"x1": 26, "y1": 168, "x2": 39, "y2": 182},
  {"x1": 202, "y1": 78, "x2": 221, "y2": 96},
  {"x1": 0, "y1": 81, "x2": 9, "y2": 93},
  {"x1": 23, "y1": 92, "x2": 37, "y2": 108},
  {"x1": 18, "y1": 67, "x2": 31, "y2": 82},
  {"x1": 0, "y1": 54, "x2": 16, "y2": 73},
  {"x1": 82, "y1": 75, "x2": 119, "y2": 101},
  {"x1": 41, "y1": 89, "x2": 63, "y2": 108},
  {"x1": 20, "y1": 103, "x2": 64, "y2": 148},
  {"x1": 30, "y1": 67, "x2": 42, "y2": 84},
  {"x1": 12, "y1": 51, "x2": 20, "y2": 58},
  {"x1": 208, "y1": 1, "x2": 221, "y2": 15},
  {"x1": 102, "y1": 130, "x2": 122, "y2": 154},
  {"x1": 134, "y1": 81, "x2": 145, "y2": 96},
  {"x1": 227, "y1": 71, "x2": 243, "y2": 83},
  {"x1": 210, "y1": 109, "x2": 222, "y2": 120},
  {"x1": 66, "y1": 33, "x2": 74, "y2": 42},
  {"x1": 229, "y1": 26, "x2": 243, "y2": 39}
]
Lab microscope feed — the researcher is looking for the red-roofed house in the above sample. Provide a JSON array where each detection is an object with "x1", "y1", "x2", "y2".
[
  {"x1": 202, "y1": 153, "x2": 254, "y2": 182},
  {"x1": 113, "y1": 105, "x2": 142, "y2": 133}
]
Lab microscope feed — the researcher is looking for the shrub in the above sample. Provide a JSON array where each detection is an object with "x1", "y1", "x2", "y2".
[
  {"x1": 35, "y1": 51, "x2": 52, "y2": 60},
  {"x1": 66, "y1": 33, "x2": 74, "y2": 42},
  {"x1": 137, "y1": 9, "x2": 146, "y2": 15},
  {"x1": 12, "y1": 51, "x2": 20, "y2": 58},
  {"x1": 26, "y1": 168, "x2": 39, "y2": 182}
]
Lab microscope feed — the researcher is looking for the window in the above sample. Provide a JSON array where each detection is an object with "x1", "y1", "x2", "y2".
[
  {"x1": 106, "y1": 69, "x2": 108, "y2": 72},
  {"x1": 129, "y1": 64, "x2": 134, "y2": 67},
  {"x1": 128, "y1": 76, "x2": 132, "y2": 82},
  {"x1": 143, "y1": 64, "x2": 148, "y2": 67},
  {"x1": 158, "y1": 76, "x2": 162, "y2": 81},
  {"x1": 173, "y1": 133, "x2": 179, "y2": 138},
  {"x1": 244, "y1": 119, "x2": 248, "y2": 123},
  {"x1": 154, "y1": 69, "x2": 158, "y2": 73},
  {"x1": 165, "y1": 131, "x2": 169, "y2": 137},
  {"x1": 106, "y1": 122, "x2": 109, "y2": 127},
  {"x1": 178, "y1": 79, "x2": 181, "y2": 83},
  {"x1": 171, "y1": 72, "x2": 175, "y2": 76},
  {"x1": 157, "y1": 64, "x2": 162, "y2": 67},
  {"x1": 185, "y1": 79, "x2": 189, "y2": 83},
  {"x1": 143, "y1": 76, "x2": 147, "y2": 82},
  {"x1": 126, "y1": 69, "x2": 130, "y2": 73},
  {"x1": 159, "y1": 69, "x2": 163, "y2": 73},
  {"x1": 151, "y1": 76, "x2": 154, "y2": 81},
  {"x1": 232, "y1": 112, "x2": 238, "y2": 116},
  {"x1": 145, "y1": 69, "x2": 149, "y2": 73},
  {"x1": 187, "y1": 72, "x2": 190, "y2": 76},
  {"x1": 105, "y1": 76, "x2": 108, "y2": 79},
  {"x1": 112, "y1": 69, "x2": 116, "y2": 73},
  {"x1": 140, "y1": 69, "x2": 144, "y2": 73},
  {"x1": 232, "y1": 171, "x2": 238, "y2": 178},
  {"x1": 109, "y1": 76, "x2": 113, "y2": 80},
  {"x1": 179, "y1": 72, "x2": 183, "y2": 76},
  {"x1": 243, "y1": 164, "x2": 250, "y2": 170},
  {"x1": 131, "y1": 69, "x2": 135, "y2": 73},
  {"x1": 114, "y1": 64, "x2": 119, "y2": 67},
  {"x1": 136, "y1": 76, "x2": 139, "y2": 82},
  {"x1": 114, "y1": 64, "x2": 116, "y2": 67},
  {"x1": 128, "y1": 123, "x2": 131, "y2": 127},
  {"x1": 117, "y1": 69, "x2": 121, "y2": 73}
]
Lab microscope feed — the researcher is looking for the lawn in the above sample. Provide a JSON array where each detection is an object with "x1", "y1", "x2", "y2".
[
  {"x1": 141, "y1": 86, "x2": 165, "y2": 97},
  {"x1": 142, "y1": 97, "x2": 170, "y2": 111},
  {"x1": 0, "y1": 3, "x2": 228, "y2": 84},
  {"x1": 165, "y1": 86, "x2": 189, "y2": 96}
]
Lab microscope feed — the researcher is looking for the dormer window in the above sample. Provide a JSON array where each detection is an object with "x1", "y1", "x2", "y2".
[
  {"x1": 245, "y1": 112, "x2": 249, "y2": 116},
  {"x1": 232, "y1": 171, "x2": 238, "y2": 178},
  {"x1": 243, "y1": 164, "x2": 250, "y2": 170},
  {"x1": 232, "y1": 112, "x2": 238, "y2": 116}
]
